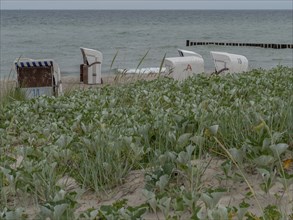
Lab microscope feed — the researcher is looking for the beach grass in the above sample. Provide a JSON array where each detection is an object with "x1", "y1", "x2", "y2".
[
  {"x1": 0, "y1": 73, "x2": 26, "y2": 108},
  {"x1": 0, "y1": 66, "x2": 292, "y2": 219}
]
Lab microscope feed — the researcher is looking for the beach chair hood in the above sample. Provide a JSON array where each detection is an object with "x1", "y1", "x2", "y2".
[{"x1": 178, "y1": 49, "x2": 203, "y2": 59}]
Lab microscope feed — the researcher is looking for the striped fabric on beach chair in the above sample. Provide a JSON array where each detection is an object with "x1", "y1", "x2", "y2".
[
  {"x1": 14, "y1": 58, "x2": 63, "y2": 98},
  {"x1": 15, "y1": 59, "x2": 54, "y2": 68}
]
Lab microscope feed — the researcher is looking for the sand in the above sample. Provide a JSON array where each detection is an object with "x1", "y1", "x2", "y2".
[
  {"x1": 72, "y1": 158, "x2": 293, "y2": 218},
  {"x1": 0, "y1": 73, "x2": 162, "y2": 97},
  {"x1": 60, "y1": 73, "x2": 162, "y2": 91},
  {"x1": 10, "y1": 157, "x2": 292, "y2": 219}
]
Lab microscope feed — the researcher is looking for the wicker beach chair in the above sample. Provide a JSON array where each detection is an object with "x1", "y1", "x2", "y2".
[
  {"x1": 80, "y1": 47, "x2": 103, "y2": 84},
  {"x1": 210, "y1": 51, "x2": 248, "y2": 74},
  {"x1": 14, "y1": 58, "x2": 62, "y2": 99}
]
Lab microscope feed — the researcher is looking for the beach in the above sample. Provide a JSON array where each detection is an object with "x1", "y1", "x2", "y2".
[{"x1": 0, "y1": 72, "x2": 161, "y2": 95}]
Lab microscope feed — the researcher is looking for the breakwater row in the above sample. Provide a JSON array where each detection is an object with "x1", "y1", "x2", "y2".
[{"x1": 186, "y1": 40, "x2": 293, "y2": 49}]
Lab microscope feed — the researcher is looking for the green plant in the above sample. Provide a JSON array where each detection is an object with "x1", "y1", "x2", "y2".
[
  {"x1": 79, "y1": 199, "x2": 148, "y2": 220},
  {"x1": 0, "y1": 207, "x2": 28, "y2": 220},
  {"x1": 1, "y1": 66, "x2": 292, "y2": 218},
  {"x1": 38, "y1": 190, "x2": 77, "y2": 220}
]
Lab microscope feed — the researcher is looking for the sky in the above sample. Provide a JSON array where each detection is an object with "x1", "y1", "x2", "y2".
[{"x1": 0, "y1": 0, "x2": 292, "y2": 10}]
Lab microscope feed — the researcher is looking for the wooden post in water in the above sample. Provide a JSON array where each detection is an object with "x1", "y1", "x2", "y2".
[{"x1": 186, "y1": 40, "x2": 293, "y2": 49}]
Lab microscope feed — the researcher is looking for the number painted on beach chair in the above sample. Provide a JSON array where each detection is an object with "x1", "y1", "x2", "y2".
[{"x1": 32, "y1": 88, "x2": 40, "y2": 97}]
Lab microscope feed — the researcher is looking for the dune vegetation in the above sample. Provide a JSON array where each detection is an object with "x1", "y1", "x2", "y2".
[{"x1": 0, "y1": 66, "x2": 292, "y2": 219}]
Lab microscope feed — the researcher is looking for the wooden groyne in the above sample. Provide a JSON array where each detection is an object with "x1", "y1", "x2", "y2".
[{"x1": 186, "y1": 40, "x2": 293, "y2": 49}]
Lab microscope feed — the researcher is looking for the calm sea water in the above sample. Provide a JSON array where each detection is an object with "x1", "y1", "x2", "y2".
[{"x1": 1, "y1": 10, "x2": 292, "y2": 78}]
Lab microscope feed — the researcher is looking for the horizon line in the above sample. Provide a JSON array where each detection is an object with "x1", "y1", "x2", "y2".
[{"x1": 1, "y1": 8, "x2": 292, "y2": 10}]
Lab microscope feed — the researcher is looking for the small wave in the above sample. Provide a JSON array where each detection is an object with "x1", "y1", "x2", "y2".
[
  {"x1": 61, "y1": 71, "x2": 79, "y2": 77},
  {"x1": 21, "y1": 40, "x2": 34, "y2": 44},
  {"x1": 113, "y1": 46, "x2": 128, "y2": 50},
  {"x1": 202, "y1": 36, "x2": 213, "y2": 40},
  {"x1": 271, "y1": 58, "x2": 287, "y2": 61},
  {"x1": 117, "y1": 31, "x2": 128, "y2": 35},
  {"x1": 272, "y1": 58, "x2": 292, "y2": 62}
]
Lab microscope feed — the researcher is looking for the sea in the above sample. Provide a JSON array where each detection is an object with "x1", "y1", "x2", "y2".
[{"x1": 0, "y1": 10, "x2": 292, "y2": 78}]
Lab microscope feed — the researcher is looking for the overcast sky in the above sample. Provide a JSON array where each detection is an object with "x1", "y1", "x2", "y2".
[{"x1": 1, "y1": 0, "x2": 292, "y2": 10}]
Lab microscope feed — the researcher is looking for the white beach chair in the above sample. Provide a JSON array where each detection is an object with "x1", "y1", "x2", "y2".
[
  {"x1": 210, "y1": 51, "x2": 248, "y2": 74},
  {"x1": 165, "y1": 56, "x2": 204, "y2": 81},
  {"x1": 80, "y1": 47, "x2": 103, "y2": 84},
  {"x1": 178, "y1": 49, "x2": 204, "y2": 59},
  {"x1": 14, "y1": 58, "x2": 62, "y2": 99}
]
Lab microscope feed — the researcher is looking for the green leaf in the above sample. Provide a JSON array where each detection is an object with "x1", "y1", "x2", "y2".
[
  {"x1": 209, "y1": 125, "x2": 219, "y2": 136},
  {"x1": 142, "y1": 189, "x2": 156, "y2": 212},
  {"x1": 186, "y1": 145, "x2": 195, "y2": 157},
  {"x1": 254, "y1": 155, "x2": 274, "y2": 167},
  {"x1": 264, "y1": 205, "x2": 282, "y2": 219},
  {"x1": 269, "y1": 143, "x2": 288, "y2": 157},
  {"x1": 40, "y1": 205, "x2": 53, "y2": 218},
  {"x1": 177, "y1": 133, "x2": 192, "y2": 146},
  {"x1": 3, "y1": 208, "x2": 26, "y2": 220},
  {"x1": 190, "y1": 135, "x2": 205, "y2": 146},
  {"x1": 156, "y1": 174, "x2": 169, "y2": 191},
  {"x1": 257, "y1": 168, "x2": 270, "y2": 181},
  {"x1": 130, "y1": 206, "x2": 148, "y2": 218},
  {"x1": 163, "y1": 95, "x2": 171, "y2": 103},
  {"x1": 262, "y1": 138, "x2": 271, "y2": 150},
  {"x1": 90, "y1": 209, "x2": 99, "y2": 219},
  {"x1": 158, "y1": 197, "x2": 171, "y2": 217},
  {"x1": 53, "y1": 204, "x2": 69, "y2": 219},
  {"x1": 207, "y1": 205, "x2": 228, "y2": 220},
  {"x1": 53, "y1": 190, "x2": 66, "y2": 202},
  {"x1": 201, "y1": 193, "x2": 213, "y2": 209},
  {"x1": 239, "y1": 200, "x2": 250, "y2": 208},
  {"x1": 229, "y1": 148, "x2": 243, "y2": 164},
  {"x1": 177, "y1": 151, "x2": 189, "y2": 164}
]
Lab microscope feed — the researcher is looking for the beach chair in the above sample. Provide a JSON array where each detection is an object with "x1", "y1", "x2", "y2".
[
  {"x1": 210, "y1": 51, "x2": 248, "y2": 74},
  {"x1": 80, "y1": 47, "x2": 103, "y2": 84},
  {"x1": 165, "y1": 56, "x2": 204, "y2": 81},
  {"x1": 178, "y1": 49, "x2": 204, "y2": 59},
  {"x1": 14, "y1": 58, "x2": 62, "y2": 99}
]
